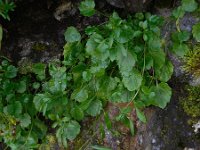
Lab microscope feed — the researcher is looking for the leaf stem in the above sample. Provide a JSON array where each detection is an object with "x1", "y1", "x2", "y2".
[
  {"x1": 176, "y1": 18, "x2": 181, "y2": 32},
  {"x1": 125, "y1": 43, "x2": 146, "y2": 108}
]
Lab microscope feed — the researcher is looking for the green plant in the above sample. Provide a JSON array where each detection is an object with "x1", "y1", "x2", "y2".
[
  {"x1": 0, "y1": 11, "x2": 174, "y2": 149},
  {"x1": 171, "y1": 0, "x2": 199, "y2": 57},
  {"x1": 0, "y1": 0, "x2": 15, "y2": 50},
  {"x1": 0, "y1": 0, "x2": 15, "y2": 20},
  {"x1": 79, "y1": 0, "x2": 95, "y2": 17},
  {"x1": 0, "y1": 0, "x2": 176, "y2": 149},
  {"x1": 0, "y1": 59, "x2": 44, "y2": 149},
  {"x1": 171, "y1": 30, "x2": 190, "y2": 57},
  {"x1": 62, "y1": 10, "x2": 173, "y2": 143},
  {"x1": 172, "y1": 0, "x2": 198, "y2": 31},
  {"x1": 182, "y1": 45, "x2": 200, "y2": 78}
]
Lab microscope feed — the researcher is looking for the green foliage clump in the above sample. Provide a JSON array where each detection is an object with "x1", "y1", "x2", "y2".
[
  {"x1": 0, "y1": 0, "x2": 15, "y2": 20},
  {"x1": 0, "y1": 59, "x2": 45, "y2": 149},
  {"x1": 0, "y1": 10, "x2": 174, "y2": 148},
  {"x1": 62, "y1": 11, "x2": 173, "y2": 144},
  {"x1": 182, "y1": 45, "x2": 200, "y2": 78},
  {"x1": 172, "y1": 0, "x2": 198, "y2": 20},
  {"x1": 171, "y1": 0, "x2": 199, "y2": 57},
  {"x1": 181, "y1": 85, "x2": 200, "y2": 119}
]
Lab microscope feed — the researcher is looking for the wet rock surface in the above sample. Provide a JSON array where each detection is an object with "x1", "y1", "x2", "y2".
[
  {"x1": 1, "y1": 0, "x2": 105, "y2": 64},
  {"x1": 1, "y1": 0, "x2": 68, "y2": 63}
]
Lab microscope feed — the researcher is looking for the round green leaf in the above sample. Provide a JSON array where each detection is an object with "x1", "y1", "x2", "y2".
[
  {"x1": 182, "y1": 0, "x2": 198, "y2": 12},
  {"x1": 70, "y1": 107, "x2": 84, "y2": 121},
  {"x1": 172, "y1": 31, "x2": 190, "y2": 43},
  {"x1": 151, "y1": 83, "x2": 172, "y2": 109},
  {"x1": 172, "y1": 43, "x2": 189, "y2": 57},
  {"x1": 86, "y1": 100, "x2": 102, "y2": 116},
  {"x1": 64, "y1": 27, "x2": 81, "y2": 43},
  {"x1": 17, "y1": 80, "x2": 27, "y2": 93},
  {"x1": 155, "y1": 60, "x2": 174, "y2": 82},
  {"x1": 5, "y1": 65, "x2": 18, "y2": 78},
  {"x1": 172, "y1": 6, "x2": 185, "y2": 19},
  {"x1": 71, "y1": 88, "x2": 89, "y2": 102},
  {"x1": 19, "y1": 113, "x2": 31, "y2": 128},
  {"x1": 33, "y1": 82, "x2": 40, "y2": 89},
  {"x1": 122, "y1": 69, "x2": 142, "y2": 91},
  {"x1": 79, "y1": 0, "x2": 95, "y2": 17},
  {"x1": 64, "y1": 120, "x2": 81, "y2": 140}
]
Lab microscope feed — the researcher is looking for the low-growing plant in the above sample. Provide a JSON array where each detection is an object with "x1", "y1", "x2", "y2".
[
  {"x1": 0, "y1": 11, "x2": 174, "y2": 148},
  {"x1": 0, "y1": 59, "x2": 44, "y2": 149},
  {"x1": 0, "y1": 0, "x2": 15, "y2": 20},
  {"x1": 171, "y1": 0, "x2": 199, "y2": 57},
  {"x1": 0, "y1": 0, "x2": 181, "y2": 148},
  {"x1": 0, "y1": 0, "x2": 15, "y2": 50}
]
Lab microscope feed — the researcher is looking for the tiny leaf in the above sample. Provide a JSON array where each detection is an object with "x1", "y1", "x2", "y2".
[
  {"x1": 122, "y1": 69, "x2": 142, "y2": 91},
  {"x1": 70, "y1": 106, "x2": 84, "y2": 121},
  {"x1": 64, "y1": 27, "x2": 81, "y2": 43},
  {"x1": 19, "y1": 113, "x2": 31, "y2": 128},
  {"x1": 91, "y1": 145, "x2": 111, "y2": 150},
  {"x1": 86, "y1": 100, "x2": 102, "y2": 116},
  {"x1": 136, "y1": 108, "x2": 147, "y2": 123},
  {"x1": 182, "y1": 0, "x2": 198, "y2": 12},
  {"x1": 79, "y1": 0, "x2": 95, "y2": 17}
]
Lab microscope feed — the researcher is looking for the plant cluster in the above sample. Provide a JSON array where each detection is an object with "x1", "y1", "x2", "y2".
[
  {"x1": 171, "y1": 0, "x2": 200, "y2": 79},
  {"x1": 171, "y1": 0, "x2": 199, "y2": 57},
  {"x1": 0, "y1": 9, "x2": 174, "y2": 149},
  {"x1": 0, "y1": 0, "x2": 15, "y2": 50},
  {"x1": 9, "y1": 0, "x2": 200, "y2": 149},
  {"x1": 0, "y1": 0, "x2": 15, "y2": 20},
  {"x1": 0, "y1": 59, "x2": 47, "y2": 149}
]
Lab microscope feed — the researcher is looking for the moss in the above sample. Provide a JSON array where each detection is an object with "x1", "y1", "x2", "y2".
[
  {"x1": 181, "y1": 85, "x2": 200, "y2": 122},
  {"x1": 39, "y1": 134, "x2": 63, "y2": 150},
  {"x1": 182, "y1": 45, "x2": 200, "y2": 78},
  {"x1": 32, "y1": 42, "x2": 48, "y2": 51},
  {"x1": 69, "y1": 136, "x2": 85, "y2": 150}
]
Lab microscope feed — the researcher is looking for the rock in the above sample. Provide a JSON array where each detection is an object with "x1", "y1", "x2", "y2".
[
  {"x1": 54, "y1": 1, "x2": 72, "y2": 21},
  {"x1": 189, "y1": 77, "x2": 200, "y2": 86},
  {"x1": 154, "y1": 0, "x2": 174, "y2": 8},
  {"x1": 193, "y1": 121, "x2": 200, "y2": 133},
  {"x1": 106, "y1": 0, "x2": 152, "y2": 12},
  {"x1": 106, "y1": 0, "x2": 125, "y2": 8}
]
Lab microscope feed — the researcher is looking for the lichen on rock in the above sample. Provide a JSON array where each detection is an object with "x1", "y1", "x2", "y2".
[{"x1": 32, "y1": 42, "x2": 48, "y2": 51}]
